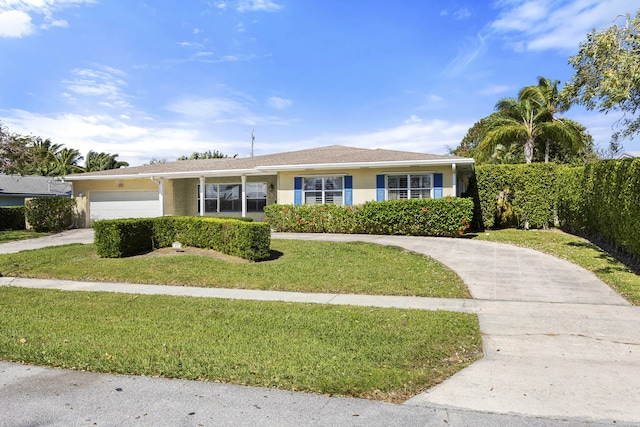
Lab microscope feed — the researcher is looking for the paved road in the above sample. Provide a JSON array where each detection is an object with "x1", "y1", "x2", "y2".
[{"x1": 0, "y1": 229, "x2": 639, "y2": 426}]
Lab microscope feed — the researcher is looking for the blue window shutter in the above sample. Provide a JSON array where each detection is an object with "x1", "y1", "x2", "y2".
[
  {"x1": 433, "y1": 173, "x2": 443, "y2": 199},
  {"x1": 344, "y1": 176, "x2": 353, "y2": 206},
  {"x1": 294, "y1": 177, "x2": 302, "y2": 206},
  {"x1": 376, "y1": 174, "x2": 385, "y2": 201}
]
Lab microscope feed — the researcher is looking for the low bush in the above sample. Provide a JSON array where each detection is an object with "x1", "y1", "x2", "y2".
[
  {"x1": 93, "y1": 219, "x2": 154, "y2": 258},
  {"x1": 264, "y1": 198, "x2": 473, "y2": 237},
  {"x1": 93, "y1": 216, "x2": 270, "y2": 261},
  {"x1": 24, "y1": 197, "x2": 76, "y2": 232},
  {"x1": 0, "y1": 206, "x2": 25, "y2": 230}
]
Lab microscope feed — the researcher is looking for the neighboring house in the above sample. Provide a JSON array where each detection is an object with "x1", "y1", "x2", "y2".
[
  {"x1": 64, "y1": 145, "x2": 474, "y2": 227},
  {"x1": 0, "y1": 174, "x2": 72, "y2": 206},
  {"x1": 618, "y1": 151, "x2": 640, "y2": 159}
]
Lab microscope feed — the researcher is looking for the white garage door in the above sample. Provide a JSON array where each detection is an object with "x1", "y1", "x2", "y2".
[{"x1": 89, "y1": 191, "x2": 160, "y2": 223}]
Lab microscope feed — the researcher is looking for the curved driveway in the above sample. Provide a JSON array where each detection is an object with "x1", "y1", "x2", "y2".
[{"x1": 1, "y1": 229, "x2": 639, "y2": 425}]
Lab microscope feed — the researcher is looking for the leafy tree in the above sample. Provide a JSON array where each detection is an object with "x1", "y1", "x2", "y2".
[
  {"x1": 562, "y1": 11, "x2": 640, "y2": 151},
  {"x1": 177, "y1": 150, "x2": 237, "y2": 160},
  {"x1": 147, "y1": 158, "x2": 167, "y2": 165},
  {"x1": 0, "y1": 123, "x2": 31, "y2": 174},
  {"x1": 85, "y1": 151, "x2": 129, "y2": 172},
  {"x1": 479, "y1": 78, "x2": 589, "y2": 164},
  {"x1": 449, "y1": 114, "x2": 500, "y2": 162}
]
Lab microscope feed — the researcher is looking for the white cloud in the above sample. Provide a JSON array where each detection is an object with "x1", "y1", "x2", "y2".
[
  {"x1": 41, "y1": 18, "x2": 67, "y2": 28},
  {"x1": 0, "y1": 10, "x2": 33, "y2": 37},
  {"x1": 266, "y1": 96, "x2": 292, "y2": 110},
  {"x1": 0, "y1": 109, "x2": 245, "y2": 166},
  {"x1": 273, "y1": 116, "x2": 472, "y2": 155},
  {"x1": 453, "y1": 8, "x2": 471, "y2": 20},
  {"x1": 0, "y1": 0, "x2": 94, "y2": 37},
  {"x1": 443, "y1": 33, "x2": 488, "y2": 77},
  {"x1": 479, "y1": 84, "x2": 512, "y2": 96},
  {"x1": 237, "y1": 0, "x2": 282, "y2": 13},
  {"x1": 166, "y1": 97, "x2": 262, "y2": 125},
  {"x1": 63, "y1": 67, "x2": 130, "y2": 107},
  {"x1": 490, "y1": 0, "x2": 640, "y2": 52}
]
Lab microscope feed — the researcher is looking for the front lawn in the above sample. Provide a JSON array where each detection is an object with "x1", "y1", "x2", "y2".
[
  {"x1": 475, "y1": 228, "x2": 640, "y2": 305},
  {"x1": 0, "y1": 230, "x2": 49, "y2": 244},
  {"x1": 0, "y1": 240, "x2": 470, "y2": 298},
  {"x1": 0, "y1": 286, "x2": 482, "y2": 403}
]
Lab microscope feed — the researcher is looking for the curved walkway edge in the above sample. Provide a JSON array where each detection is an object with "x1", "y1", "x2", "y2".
[{"x1": 0, "y1": 229, "x2": 639, "y2": 425}]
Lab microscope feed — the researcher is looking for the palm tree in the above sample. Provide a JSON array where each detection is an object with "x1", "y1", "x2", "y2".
[
  {"x1": 27, "y1": 137, "x2": 63, "y2": 175},
  {"x1": 480, "y1": 78, "x2": 585, "y2": 164},
  {"x1": 52, "y1": 148, "x2": 84, "y2": 175},
  {"x1": 85, "y1": 151, "x2": 129, "y2": 172}
]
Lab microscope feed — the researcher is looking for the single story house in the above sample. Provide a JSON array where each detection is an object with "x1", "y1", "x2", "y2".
[
  {"x1": 0, "y1": 174, "x2": 72, "y2": 206},
  {"x1": 64, "y1": 145, "x2": 474, "y2": 228}
]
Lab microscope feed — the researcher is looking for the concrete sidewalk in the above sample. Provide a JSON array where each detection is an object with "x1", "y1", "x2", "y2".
[{"x1": 1, "y1": 229, "x2": 639, "y2": 425}]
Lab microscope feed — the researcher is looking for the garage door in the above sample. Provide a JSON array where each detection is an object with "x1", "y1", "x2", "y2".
[{"x1": 89, "y1": 191, "x2": 160, "y2": 223}]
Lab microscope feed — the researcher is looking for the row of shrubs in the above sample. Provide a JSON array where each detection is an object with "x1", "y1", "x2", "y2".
[
  {"x1": 557, "y1": 160, "x2": 640, "y2": 260},
  {"x1": 93, "y1": 216, "x2": 271, "y2": 261},
  {"x1": 0, "y1": 197, "x2": 77, "y2": 232},
  {"x1": 472, "y1": 159, "x2": 640, "y2": 260},
  {"x1": 0, "y1": 206, "x2": 26, "y2": 231},
  {"x1": 264, "y1": 198, "x2": 474, "y2": 237}
]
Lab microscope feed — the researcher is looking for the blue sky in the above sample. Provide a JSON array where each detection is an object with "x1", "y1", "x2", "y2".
[{"x1": 1, "y1": 0, "x2": 639, "y2": 166}]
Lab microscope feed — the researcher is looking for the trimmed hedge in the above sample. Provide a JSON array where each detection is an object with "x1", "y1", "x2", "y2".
[
  {"x1": 264, "y1": 198, "x2": 474, "y2": 237},
  {"x1": 24, "y1": 197, "x2": 76, "y2": 232},
  {"x1": 557, "y1": 159, "x2": 640, "y2": 260},
  {"x1": 474, "y1": 159, "x2": 640, "y2": 261},
  {"x1": 0, "y1": 206, "x2": 26, "y2": 230},
  {"x1": 93, "y1": 216, "x2": 271, "y2": 261},
  {"x1": 473, "y1": 164, "x2": 557, "y2": 230}
]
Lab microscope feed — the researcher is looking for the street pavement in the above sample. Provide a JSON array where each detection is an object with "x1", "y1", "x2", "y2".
[{"x1": 0, "y1": 229, "x2": 639, "y2": 426}]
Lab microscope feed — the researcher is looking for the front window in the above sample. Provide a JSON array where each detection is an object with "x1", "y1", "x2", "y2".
[
  {"x1": 246, "y1": 183, "x2": 267, "y2": 212},
  {"x1": 387, "y1": 174, "x2": 432, "y2": 200},
  {"x1": 198, "y1": 182, "x2": 267, "y2": 213},
  {"x1": 303, "y1": 176, "x2": 343, "y2": 205}
]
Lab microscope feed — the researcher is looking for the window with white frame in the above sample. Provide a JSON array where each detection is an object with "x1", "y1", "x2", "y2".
[
  {"x1": 198, "y1": 182, "x2": 267, "y2": 213},
  {"x1": 303, "y1": 176, "x2": 343, "y2": 205},
  {"x1": 198, "y1": 183, "x2": 240, "y2": 213},
  {"x1": 246, "y1": 182, "x2": 267, "y2": 212},
  {"x1": 387, "y1": 174, "x2": 432, "y2": 200}
]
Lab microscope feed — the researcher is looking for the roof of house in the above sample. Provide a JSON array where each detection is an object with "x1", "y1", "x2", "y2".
[
  {"x1": 0, "y1": 174, "x2": 72, "y2": 197},
  {"x1": 619, "y1": 151, "x2": 640, "y2": 159},
  {"x1": 64, "y1": 145, "x2": 474, "y2": 180}
]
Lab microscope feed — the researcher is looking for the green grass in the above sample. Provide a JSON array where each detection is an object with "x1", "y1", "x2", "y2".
[
  {"x1": 475, "y1": 228, "x2": 640, "y2": 305},
  {"x1": 0, "y1": 230, "x2": 49, "y2": 244},
  {"x1": 0, "y1": 286, "x2": 482, "y2": 402},
  {"x1": 0, "y1": 240, "x2": 470, "y2": 298}
]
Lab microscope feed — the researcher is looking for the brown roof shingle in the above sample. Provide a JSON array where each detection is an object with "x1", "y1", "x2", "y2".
[{"x1": 65, "y1": 145, "x2": 471, "y2": 179}]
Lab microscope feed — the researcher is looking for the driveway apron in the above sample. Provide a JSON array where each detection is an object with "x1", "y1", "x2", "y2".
[{"x1": 274, "y1": 233, "x2": 640, "y2": 423}]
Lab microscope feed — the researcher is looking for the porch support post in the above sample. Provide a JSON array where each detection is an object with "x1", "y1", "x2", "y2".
[
  {"x1": 241, "y1": 175, "x2": 247, "y2": 218},
  {"x1": 199, "y1": 176, "x2": 205, "y2": 216},
  {"x1": 452, "y1": 164, "x2": 457, "y2": 197},
  {"x1": 158, "y1": 178, "x2": 165, "y2": 216}
]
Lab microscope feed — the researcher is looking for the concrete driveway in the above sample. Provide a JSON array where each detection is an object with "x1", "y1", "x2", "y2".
[{"x1": 0, "y1": 229, "x2": 639, "y2": 425}]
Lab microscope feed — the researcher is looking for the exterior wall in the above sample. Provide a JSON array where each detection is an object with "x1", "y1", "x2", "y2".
[
  {"x1": 0, "y1": 196, "x2": 25, "y2": 206},
  {"x1": 277, "y1": 165, "x2": 458, "y2": 205},
  {"x1": 72, "y1": 178, "x2": 159, "y2": 197}
]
